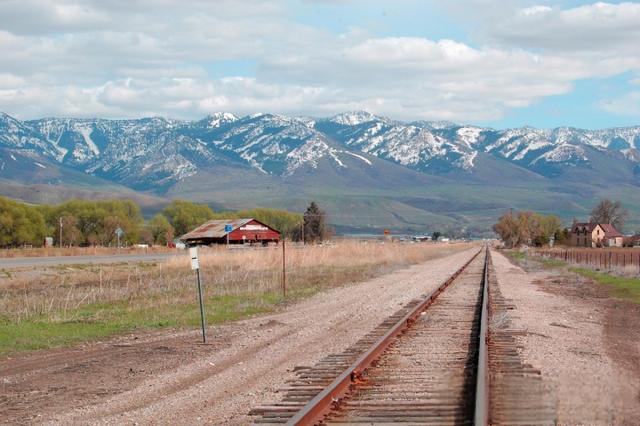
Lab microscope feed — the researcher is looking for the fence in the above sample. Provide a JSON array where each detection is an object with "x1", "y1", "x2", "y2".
[{"x1": 533, "y1": 248, "x2": 640, "y2": 274}]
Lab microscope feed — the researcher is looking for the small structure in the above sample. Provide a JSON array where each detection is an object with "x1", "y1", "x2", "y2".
[
  {"x1": 180, "y1": 218, "x2": 280, "y2": 246},
  {"x1": 570, "y1": 222, "x2": 624, "y2": 248},
  {"x1": 623, "y1": 234, "x2": 640, "y2": 247}
]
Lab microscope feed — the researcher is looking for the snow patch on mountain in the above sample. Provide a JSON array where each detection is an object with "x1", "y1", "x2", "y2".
[
  {"x1": 455, "y1": 127, "x2": 483, "y2": 147},
  {"x1": 206, "y1": 112, "x2": 237, "y2": 128},
  {"x1": 77, "y1": 126, "x2": 100, "y2": 156},
  {"x1": 286, "y1": 138, "x2": 342, "y2": 174},
  {"x1": 455, "y1": 151, "x2": 477, "y2": 170},
  {"x1": 532, "y1": 144, "x2": 586, "y2": 164},
  {"x1": 329, "y1": 111, "x2": 377, "y2": 126},
  {"x1": 345, "y1": 151, "x2": 372, "y2": 165}
]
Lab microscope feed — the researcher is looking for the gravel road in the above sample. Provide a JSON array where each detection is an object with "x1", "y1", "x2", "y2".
[
  {"x1": 0, "y1": 253, "x2": 181, "y2": 268},
  {"x1": 491, "y1": 249, "x2": 640, "y2": 425}
]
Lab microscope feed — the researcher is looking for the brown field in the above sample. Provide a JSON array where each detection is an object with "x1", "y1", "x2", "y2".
[
  {"x1": 0, "y1": 245, "x2": 176, "y2": 258},
  {"x1": 0, "y1": 241, "x2": 474, "y2": 353}
]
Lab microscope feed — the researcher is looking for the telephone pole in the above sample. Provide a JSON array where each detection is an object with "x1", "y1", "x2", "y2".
[{"x1": 59, "y1": 217, "x2": 63, "y2": 249}]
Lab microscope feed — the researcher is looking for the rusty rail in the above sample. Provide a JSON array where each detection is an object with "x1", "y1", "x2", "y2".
[
  {"x1": 283, "y1": 247, "x2": 485, "y2": 426},
  {"x1": 475, "y1": 247, "x2": 490, "y2": 425}
]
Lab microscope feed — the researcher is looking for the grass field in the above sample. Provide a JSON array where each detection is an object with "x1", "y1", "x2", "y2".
[
  {"x1": 567, "y1": 267, "x2": 640, "y2": 304},
  {"x1": 506, "y1": 249, "x2": 640, "y2": 304},
  {"x1": 0, "y1": 241, "x2": 473, "y2": 355}
]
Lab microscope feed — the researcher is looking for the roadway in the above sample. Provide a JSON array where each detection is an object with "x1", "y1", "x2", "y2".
[{"x1": 0, "y1": 252, "x2": 183, "y2": 268}]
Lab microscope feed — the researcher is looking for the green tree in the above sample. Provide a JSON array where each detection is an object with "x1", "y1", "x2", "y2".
[
  {"x1": 0, "y1": 196, "x2": 47, "y2": 247},
  {"x1": 162, "y1": 200, "x2": 215, "y2": 236},
  {"x1": 59, "y1": 215, "x2": 82, "y2": 247},
  {"x1": 431, "y1": 231, "x2": 442, "y2": 241},
  {"x1": 148, "y1": 214, "x2": 175, "y2": 245},
  {"x1": 303, "y1": 201, "x2": 328, "y2": 243},
  {"x1": 45, "y1": 199, "x2": 143, "y2": 246},
  {"x1": 494, "y1": 210, "x2": 563, "y2": 248}
]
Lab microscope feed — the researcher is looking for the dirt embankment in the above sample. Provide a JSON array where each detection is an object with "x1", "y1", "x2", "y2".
[
  {"x1": 492, "y1": 250, "x2": 640, "y2": 425},
  {"x1": 1, "y1": 248, "x2": 479, "y2": 425}
]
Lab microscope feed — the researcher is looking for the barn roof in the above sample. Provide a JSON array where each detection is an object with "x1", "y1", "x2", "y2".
[{"x1": 180, "y1": 218, "x2": 254, "y2": 240}]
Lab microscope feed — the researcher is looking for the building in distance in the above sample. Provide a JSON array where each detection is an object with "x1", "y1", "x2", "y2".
[
  {"x1": 570, "y1": 222, "x2": 624, "y2": 248},
  {"x1": 180, "y1": 218, "x2": 280, "y2": 246}
]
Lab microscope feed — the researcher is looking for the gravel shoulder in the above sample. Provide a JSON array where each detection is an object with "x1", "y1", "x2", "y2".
[
  {"x1": 1, "y1": 247, "x2": 478, "y2": 425},
  {"x1": 491, "y1": 249, "x2": 640, "y2": 425}
]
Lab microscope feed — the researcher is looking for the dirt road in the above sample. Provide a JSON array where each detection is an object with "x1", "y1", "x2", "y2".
[
  {"x1": 0, "y1": 253, "x2": 181, "y2": 269},
  {"x1": 492, "y1": 250, "x2": 640, "y2": 425},
  {"x1": 1, "y1": 248, "x2": 479, "y2": 425}
]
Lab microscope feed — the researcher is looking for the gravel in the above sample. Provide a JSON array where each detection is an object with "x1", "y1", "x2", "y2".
[
  {"x1": 491, "y1": 249, "x2": 640, "y2": 425},
  {"x1": 47, "y1": 247, "x2": 479, "y2": 425}
]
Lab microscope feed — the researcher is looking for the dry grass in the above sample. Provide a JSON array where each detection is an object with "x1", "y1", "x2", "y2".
[
  {"x1": 0, "y1": 241, "x2": 474, "y2": 353},
  {"x1": 0, "y1": 245, "x2": 176, "y2": 258}
]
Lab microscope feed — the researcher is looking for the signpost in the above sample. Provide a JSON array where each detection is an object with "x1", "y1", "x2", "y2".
[
  {"x1": 190, "y1": 246, "x2": 207, "y2": 343},
  {"x1": 224, "y1": 224, "x2": 233, "y2": 246}
]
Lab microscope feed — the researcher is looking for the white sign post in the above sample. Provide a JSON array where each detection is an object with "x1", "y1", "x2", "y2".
[{"x1": 190, "y1": 247, "x2": 206, "y2": 343}]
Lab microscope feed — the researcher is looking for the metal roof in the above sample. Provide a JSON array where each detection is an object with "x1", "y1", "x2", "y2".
[
  {"x1": 599, "y1": 223, "x2": 624, "y2": 238},
  {"x1": 571, "y1": 222, "x2": 624, "y2": 238},
  {"x1": 571, "y1": 222, "x2": 596, "y2": 232},
  {"x1": 180, "y1": 218, "x2": 254, "y2": 240}
]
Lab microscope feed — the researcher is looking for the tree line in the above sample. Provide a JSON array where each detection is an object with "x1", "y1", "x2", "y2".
[
  {"x1": 0, "y1": 196, "x2": 324, "y2": 248},
  {"x1": 493, "y1": 210, "x2": 565, "y2": 248},
  {"x1": 493, "y1": 199, "x2": 631, "y2": 248}
]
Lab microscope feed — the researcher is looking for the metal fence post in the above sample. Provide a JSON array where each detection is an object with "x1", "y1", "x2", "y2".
[
  {"x1": 282, "y1": 240, "x2": 286, "y2": 298},
  {"x1": 196, "y1": 268, "x2": 206, "y2": 343}
]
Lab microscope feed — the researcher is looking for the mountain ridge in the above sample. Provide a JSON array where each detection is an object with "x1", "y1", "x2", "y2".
[{"x1": 2, "y1": 110, "x2": 639, "y2": 235}]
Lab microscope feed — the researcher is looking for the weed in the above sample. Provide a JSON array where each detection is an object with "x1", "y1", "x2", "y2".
[{"x1": 568, "y1": 267, "x2": 640, "y2": 304}]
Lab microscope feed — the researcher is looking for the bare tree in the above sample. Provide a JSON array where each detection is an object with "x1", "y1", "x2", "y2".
[{"x1": 589, "y1": 199, "x2": 628, "y2": 230}]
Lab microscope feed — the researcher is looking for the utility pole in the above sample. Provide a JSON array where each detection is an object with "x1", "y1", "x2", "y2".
[
  {"x1": 301, "y1": 220, "x2": 305, "y2": 245},
  {"x1": 59, "y1": 217, "x2": 63, "y2": 249}
]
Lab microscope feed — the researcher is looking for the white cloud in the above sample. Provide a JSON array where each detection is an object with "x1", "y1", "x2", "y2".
[
  {"x1": 0, "y1": 1, "x2": 638, "y2": 122},
  {"x1": 599, "y1": 91, "x2": 640, "y2": 116},
  {"x1": 490, "y1": 2, "x2": 640, "y2": 52}
]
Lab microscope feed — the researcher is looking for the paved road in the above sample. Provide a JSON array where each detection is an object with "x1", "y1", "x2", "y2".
[{"x1": 0, "y1": 252, "x2": 183, "y2": 268}]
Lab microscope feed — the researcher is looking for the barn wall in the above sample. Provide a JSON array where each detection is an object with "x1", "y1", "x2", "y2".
[{"x1": 228, "y1": 220, "x2": 280, "y2": 242}]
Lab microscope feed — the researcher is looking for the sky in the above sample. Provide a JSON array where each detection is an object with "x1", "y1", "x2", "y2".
[{"x1": 0, "y1": 0, "x2": 639, "y2": 129}]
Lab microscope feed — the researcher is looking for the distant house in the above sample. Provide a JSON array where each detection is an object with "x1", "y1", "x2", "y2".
[
  {"x1": 180, "y1": 218, "x2": 280, "y2": 246},
  {"x1": 624, "y1": 234, "x2": 640, "y2": 247},
  {"x1": 570, "y1": 223, "x2": 624, "y2": 248}
]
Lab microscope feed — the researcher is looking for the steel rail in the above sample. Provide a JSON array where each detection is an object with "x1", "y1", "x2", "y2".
[
  {"x1": 474, "y1": 246, "x2": 490, "y2": 426},
  {"x1": 285, "y1": 247, "x2": 484, "y2": 426}
]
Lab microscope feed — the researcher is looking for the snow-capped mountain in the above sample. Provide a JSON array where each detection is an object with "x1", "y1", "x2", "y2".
[{"x1": 1, "y1": 111, "x2": 640, "y2": 192}]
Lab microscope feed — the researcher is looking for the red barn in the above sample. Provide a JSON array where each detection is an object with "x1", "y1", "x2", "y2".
[{"x1": 180, "y1": 218, "x2": 280, "y2": 246}]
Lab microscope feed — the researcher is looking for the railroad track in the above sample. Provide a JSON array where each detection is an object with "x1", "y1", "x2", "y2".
[{"x1": 251, "y1": 247, "x2": 555, "y2": 425}]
